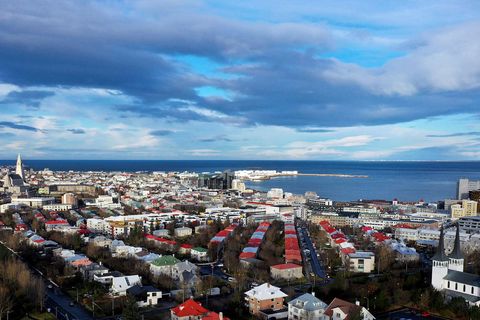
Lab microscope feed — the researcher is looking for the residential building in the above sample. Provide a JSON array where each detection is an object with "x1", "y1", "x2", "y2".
[
  {"x1": 174, "y1": 227, "x2": 193, "y2": 237},
  {"x1": 324, "y1": 298, "x2": 375, "y2": 320},
  {"x1": 191, "y1": 247, "x2": 209, "y2": 262},
  {"x1": 347, "y1": 251, "x2": 375, "y2": 273},
  {"x1": 244, "y1": 283, "x2": 288, "y2": 317},
  {"x1": 288, "y1": 293, "x2": 327, "y2": 320},
  {"x1": 126, "y1": 285, "x2": 162, "y2": 307},
  {"x1": 111, "y1": 275, "x2": 142, "y2": 296},
  {"x1": 170, "y1": 298, "x2": 230, "y2": 320},
  {"x1": 270, "y1": 263, "x2": 303, "y2": 280}
]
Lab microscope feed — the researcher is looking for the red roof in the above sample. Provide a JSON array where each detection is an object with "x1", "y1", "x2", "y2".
[
  {"x1": 271, "y1": 263, "x2": 302, "y2": 270},
  {"x1": 202, "y1": 312, "x2": 230, "y2": 320},
  {"x1": 180, "y1": 244, "x2": 193, "y2": 249},
  {"x1": 171, "y1": 299, "x2": 208, "y2": 317},
  {"x1": 45, "y1": 220, "x2": 69, "y2": 225},
  {"x1": 340, "y1": 247, "x2": 356, "y2": 254}
]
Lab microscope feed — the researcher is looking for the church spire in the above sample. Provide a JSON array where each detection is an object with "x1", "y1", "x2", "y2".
[
  {"x1": 449, "y1": 224, "x2": 464, "y2": 260},
  {"x1": 16, "y1": 153, "x2": 24, "y2": 180},
  {"x1": 432, "y1": 227, "x2": 448, "y2": 262}
]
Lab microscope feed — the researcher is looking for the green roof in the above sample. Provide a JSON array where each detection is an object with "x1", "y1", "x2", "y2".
[
  {"x1": 193, "y1": 247, "x2": 208, "y2": 253},
  {"x1": 151, "y1": 255, "x2": 180, "y2": 266}
]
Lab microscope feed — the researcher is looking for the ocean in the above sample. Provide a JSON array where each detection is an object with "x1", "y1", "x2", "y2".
[{"x1": 1, "y1": 160, "x2": 479, "y2": 202}]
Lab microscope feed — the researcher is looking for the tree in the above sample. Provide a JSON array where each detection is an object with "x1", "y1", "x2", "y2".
[
  {"x1": 122, "y1": 295, "x2": 140, "y2": 320},
  {"x1": 375, "y1": 244, "x2": 395, "y2": 273},
  {"x1": 0, "y1": 285, "x2": 13, "y2": 320}
]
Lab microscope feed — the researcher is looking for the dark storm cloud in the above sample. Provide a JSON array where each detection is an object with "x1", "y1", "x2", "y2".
[
  {"x1": 67, "y1": 128, "x2": 86, "y2": 134},
  {"x1": 1, "y1": 1, "x2": 479, "y2": 130},
  {"x1": 427, "y1": 131, "x2": 480, "y2": 138},
  {"x1": 0, "y1": 1, "x2": 330, "y2": 105},
  {"x1": 0, "y1": 90, "x2": 55, "y2": 108},
  {"x1": 0, "y1": 121, "x2": 39, "y2": 132}
]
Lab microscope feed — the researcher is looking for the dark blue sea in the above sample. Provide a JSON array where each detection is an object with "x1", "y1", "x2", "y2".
[{"x1": 1, "y1": 160, "x2": 480, "y2": 202}]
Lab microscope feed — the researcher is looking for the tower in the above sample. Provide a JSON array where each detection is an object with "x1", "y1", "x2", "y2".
[
  {"x1": 431, "y1": 227, "x2": 449, "y2": 290},
  {"x1": 15, "y1": 154, "x2": 24, "y2": 181},
  {"x1": 448, "y1": 225, "x2": 464, "y2": 272}
]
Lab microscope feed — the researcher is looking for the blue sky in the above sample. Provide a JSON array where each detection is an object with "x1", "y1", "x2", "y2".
[{"x1": 1, "y1": 0, "x2": 480, "y2": 160}]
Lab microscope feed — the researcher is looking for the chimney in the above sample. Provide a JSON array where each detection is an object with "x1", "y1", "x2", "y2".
[
  {"x1": 219, "y1": 312, "x2": 224, "y2": 320},
  {"x1": 311, "y1": 291, "x2": 315, "y2": 297},
  {"x1": 355, "y1": 300, "x2": 360, "y2": 306}
]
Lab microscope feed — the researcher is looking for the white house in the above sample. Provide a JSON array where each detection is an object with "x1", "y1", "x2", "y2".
[{"x1": 111, "y1": 275, "x2": 142, "y2": 296}]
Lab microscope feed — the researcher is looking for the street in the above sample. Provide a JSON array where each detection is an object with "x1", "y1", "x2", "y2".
[{"x1": 297, "y1": 225, "x2": 326, "y2": 280}]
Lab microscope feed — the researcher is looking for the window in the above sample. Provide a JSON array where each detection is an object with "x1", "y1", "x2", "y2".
[
  {"x1": 447, "y1": 281, "x2": 450, "y2": 288},
  {"x1": 464, "y1": 285, "x2": 466, "y2": 292},
  {"x1": 472, "y1": 287, "x2": 475, "y2": 294},
  {"x1": 455, "y1": 283, "x2": 458, "y2": 290}
]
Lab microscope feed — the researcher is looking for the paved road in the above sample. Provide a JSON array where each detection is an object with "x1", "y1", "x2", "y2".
[
  {"x1": 45, "y1": 286, "x2": 94, "y2": 320},
  {"x1": 378, "y1": 308, "x2": 451, "y2": 320},
  {"x1": 297, "y1": 226, "x2": 326, "y2": 279}
]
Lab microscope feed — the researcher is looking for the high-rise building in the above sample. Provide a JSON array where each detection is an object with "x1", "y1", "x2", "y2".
[
  {"x1": 457, "y1": 179, "x2": 480, "y2": 200},
  {"x1": 16, "y1": 154, "x2": 24, "y2": 181}
]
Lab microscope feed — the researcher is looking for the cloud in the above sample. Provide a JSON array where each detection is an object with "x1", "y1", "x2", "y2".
[
  {"x1": 188, "y1": 149, "x2": 220, "y2": 157},
  {"x1": 149, "y1": 129, "x2": 174, "y2": 136},
  {"x1": 67, "y1": 128, "x2": 86, "y2": 134},
  {"x1": 198, "y1": 135, "x2": 233, "y2": 143},
  {"x1": 296, "y1": 128, "x2": 335, "y2": 133},
  {"x1": 0, "y1": 121, "x2": 39, "y2": 132},
  {"x1": 0, "y1": 90, "x2": 55, "y2": 108},
  {"x1": 426, "y1": 131, "x2": 480, "y2": 138}
]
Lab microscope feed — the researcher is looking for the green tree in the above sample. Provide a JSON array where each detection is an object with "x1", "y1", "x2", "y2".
[{"x1": 122, "y1": 295, "x2": 140, "y2": 320}]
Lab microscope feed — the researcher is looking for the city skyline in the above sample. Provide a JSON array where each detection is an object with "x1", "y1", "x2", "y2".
[{"x1": 1, "y1": 1, "x2": 480, "y2": 160}]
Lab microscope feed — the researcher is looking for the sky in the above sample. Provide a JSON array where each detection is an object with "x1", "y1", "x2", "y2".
[{"x1": 1, "y1": 0, "x2": 480, "y2": 160}]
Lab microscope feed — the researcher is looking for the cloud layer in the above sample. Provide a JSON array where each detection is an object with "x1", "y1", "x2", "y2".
[{"x1": 0, "y1": 0, "x2": 479, "y2": 159}]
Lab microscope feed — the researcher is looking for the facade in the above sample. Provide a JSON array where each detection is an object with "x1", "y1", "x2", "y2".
[
  {"x1": 288, "y1": 293, "x2": 327, "y2": 320},
  {"x1": 174, "y1": 227, "x2": 193, "y2": 237},
  {"x1": 126, "y1": 285, "x2": 162, "y2": 307},
  {"x1": 270, "y1": 263, "x2": 303, "y2": 280},
  {"x1": 347, "y1": 251, "x2": 375, "y2": 273},
  {"x1": 62, "y1": 193, "x2": 78, "y2": 207},
  {"x1": 431, "y1": 226, "x2": 480, "y2": 305},
  {"x1": 191, "y1": 247, "x2": 209, "y2": 262},
  {"x1": 244, "y1": 283, "x2": 288, "y2": 316},
  {"x1": 459, "y1": 216, "x2": 480, "y2": 232}
]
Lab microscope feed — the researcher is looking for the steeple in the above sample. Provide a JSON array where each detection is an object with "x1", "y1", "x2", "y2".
[
  {"x1": 15, "y1": 153, "x2": 24, "y2": 181},
  {"x1": 448, "y1": 224, "x2": 464, "y2": 272},
  {"x1": 432, "y1": 227, "x2": 448, "y2": 262},
  {"x1": 449, "y1": 225, "x2": 464, "y2": 260},
  {"x1": 431, "y1": 226, "x2": 449, "y2": 290}
]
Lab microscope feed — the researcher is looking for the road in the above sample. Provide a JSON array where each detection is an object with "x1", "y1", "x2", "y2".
[
  {"x1": 376, "y1": 307, "x2": 451, "y2": 320},
  {"x1": 297, "y1": 225, "x2": 326, "y2": 280}
]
